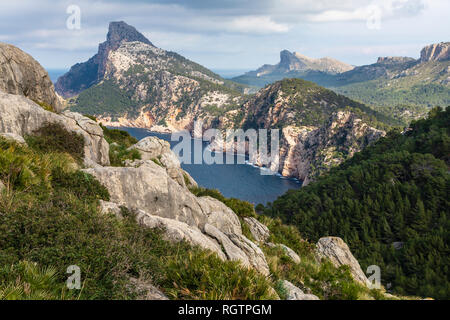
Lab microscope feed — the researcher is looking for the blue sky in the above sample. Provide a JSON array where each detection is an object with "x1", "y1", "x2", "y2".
[{"x1": 1, "y1": 0, "x2": 448, "y2": 71}]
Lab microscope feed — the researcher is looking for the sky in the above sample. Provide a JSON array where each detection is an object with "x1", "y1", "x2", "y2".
[{"x1": 0, "y1": 0, "x2": 449, "y2": 72}]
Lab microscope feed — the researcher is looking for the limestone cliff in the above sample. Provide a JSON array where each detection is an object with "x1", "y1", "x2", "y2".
[
  {"x1": 420, "y1": 42, "x2": 450, "y2": 62},
  {"x1": 211, "y1": 79, "x2": 386, "y2": 184}
]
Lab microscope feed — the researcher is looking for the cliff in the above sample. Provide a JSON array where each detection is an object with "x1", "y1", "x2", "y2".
[{"x1": 211, "y1": 79, "x2": 386, "y2": 183}]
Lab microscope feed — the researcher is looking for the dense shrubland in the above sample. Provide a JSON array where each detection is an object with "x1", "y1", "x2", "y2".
[
  {"x1": 0, "y1": 125, "x2": 387, "y2": 300},
  {"x1": 262, "y1": 107, "x2": 450, "y2": 299}
]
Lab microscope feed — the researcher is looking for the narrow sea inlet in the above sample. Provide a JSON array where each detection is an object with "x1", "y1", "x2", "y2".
[{"x1": 120, "y1": 127, "x2": 301, "y2": 205}]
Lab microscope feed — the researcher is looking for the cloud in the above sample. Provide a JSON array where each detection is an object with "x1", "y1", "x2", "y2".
[{"x1": 0, "y1": 0, "x2": 446, "y2": 69}]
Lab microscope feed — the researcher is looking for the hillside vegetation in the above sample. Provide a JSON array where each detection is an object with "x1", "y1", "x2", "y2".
[
  {"x1": 262, "y1": 107, "x2": 450, "y2": 299},
  {"x1": 0, "y1": 125, "x2": 387, "y2": 300}
]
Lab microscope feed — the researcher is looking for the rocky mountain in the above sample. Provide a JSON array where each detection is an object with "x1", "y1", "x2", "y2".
[
  {"x1": 57, "y1": 21, "x2": 247, "y2": 132},
  {"x1": 0, "y1": 43, "x2": 397, "y2": 300},
  {"x1": 233, "y1": 42, "x2": 450, "y2": 119},
  {"x1": 233, "y1": 50, "x2": 354, "y2": 89},
  {"x1": 247, "y1": 50, "x2": 354, "y2": 77},
  {"x1": 211, "y1": 79, "x2": 386, "y2": 184},
  {"x1": 420, "y1": 42, "x2": 450, "y2": 62},
  {"x1": 55, "y1": 21, "x2": 153, "y2": 98}
]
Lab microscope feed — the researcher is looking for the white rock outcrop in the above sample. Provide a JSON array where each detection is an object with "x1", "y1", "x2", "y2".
[
  {"x1": 244, "y1": 217, "x2": 270, "y2": 243},
  {"x1": 315, "y1": 237, "x2": 370, "y2": 286},
  {"x1": 0, "y1": 42, "x2": 63, "y2": 113},
  {"x1": 281, "y1": 280, "x2": 320, "y2": 300},
  {"x1": 0, "y1": 92, "x2": 110, "y2": 166},
  {"x1": 128, "y1": 137, "x2": 197, "y2": 188},
  {"x1": 86, "y1": 158, "x2": 270, "y2": 275}
]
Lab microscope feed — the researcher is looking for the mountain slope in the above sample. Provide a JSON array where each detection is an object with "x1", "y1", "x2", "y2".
[
  {"x1": 212, "y1": 79, "x2": 389, "y2": 184},
  {"x1": 262, "y1": 107, "x2": 450, "y2": 299},
  {"x1": 233, "y1": 50, "x2": 354, "y2": 89},
  {"x1": 233, "y1": 43, "x2": 450, "y2": 122},
  {"x1": 57, "y1": 21, "x2": 248, "y2": 132}
]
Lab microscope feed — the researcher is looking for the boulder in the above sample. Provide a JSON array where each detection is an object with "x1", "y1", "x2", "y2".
[
  {"x1": 197, "y1": 196, "x2": 242, "y2": 235},
  {"x1": 135, "y1": 209, "x2": 227, "y2": 261},
  {"x1": 280, "y1": 280, "x2": 320, "y2": 300},
  {"x1": 128, "y1": 137, "x2": 196, "y2": 188},
  {"x1": 244, "y1": 217, "x2": 270, "y2": 243},
  {"x1": 204, "y1": 223, "x2": 250, "y2": 267},
  {"x1": 227, "y1": 233, "x2": 270, "y2": 276},
  {"x1": 0, "y1": 42, "x2": 63, "y2": 112},
  {"x1": 0, "y1": 92, "x2": 109, "y2": 166},
  {"x1": 267, "y1": 243, "x2": 301, "y2": 264},
  {"x1": 0, "y1": 132, "x2": 27, "y2": 145},
  {"x1": 84, "y1": 160, "x2": 241, "y2": 234},
  {"x1": 315, "y1": 237, "x2": 370, "y2": 286},
  {"x1": 128, "y1": 277, "x2": 169, "y2": 300},
  {"x1": 83, "y1": 160, "x2": 208, "y2": 227}
]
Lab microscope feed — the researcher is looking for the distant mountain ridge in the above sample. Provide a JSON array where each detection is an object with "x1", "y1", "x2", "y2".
[
  {"x1": 244, "y1": 50, "x2": 354, "y2": 78},
  {"x1": 233, "y1": 42, "x2": 450, "y2": 119}
]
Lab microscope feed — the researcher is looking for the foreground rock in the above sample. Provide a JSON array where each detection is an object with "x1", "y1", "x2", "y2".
[
  {"x1": 127, "y1": 136, "x2": 197, "y2": 188},
  {"x1": 85, "y1": 157, "x2": 270, "y2": 275},
  {"x1": 0, "y1": 42, "x2": 63, "y2": 112},
  {"x1": 0, "y1": 92, "x2": 110, "y2": 166},
  {"x1": 281, "y1": 280, "x2": 320, "y2": 300},
  {"x1": 0, "y1": 132, "x2": 27, "y2": 145},
  {"x1": 244, "y1": 217, "x2": 270, "y2": 243},
  {"x1": 315, "y1": 237, "x2": 370, "y2": 286}
]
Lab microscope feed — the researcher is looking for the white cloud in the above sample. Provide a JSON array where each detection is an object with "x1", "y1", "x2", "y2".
[{"x1": 227, "y1": 16, "x2": 289, "y2": 34}]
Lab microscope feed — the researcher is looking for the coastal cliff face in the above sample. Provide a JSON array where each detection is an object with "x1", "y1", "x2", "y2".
[
  {"x1": 274, "y1": 111, "x2": 384, "y2": 185},
  {"x1": 211, "y1": 79, "x2": 386, "y2": 183}
]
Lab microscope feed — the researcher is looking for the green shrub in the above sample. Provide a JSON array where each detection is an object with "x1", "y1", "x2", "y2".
[
  {"x1": 0, "y1": 261, "x2": 65, "y2": 300},
  {"x1": 26, "y1": 123, "x2": 85, "y2": 161},
  {"x1": 162, "y1": 251, "x2": 276, "y2": 300},
  {"x1": 101, "y1": 126, "x2": 141, "y2": 166},
  {"x1": 51, "y1": 167, "x2": 110, "y2": 201},
  {"x1": 189, "y1": 186, "x2": 256, "y2": 218}
]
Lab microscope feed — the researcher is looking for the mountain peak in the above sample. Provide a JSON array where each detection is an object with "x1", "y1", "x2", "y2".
[
  {"x1": 106, "y1": 21, "x2": 153, "y2": 48},
  {"x1": 420, "y1": 42, "x2": 450, "y2": 62}
]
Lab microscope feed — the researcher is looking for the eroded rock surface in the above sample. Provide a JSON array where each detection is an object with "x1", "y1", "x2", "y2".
[
  {"x1": 0, "y1": 42, "x2": 63, "y2": 112},
  {"x1": 281, "y1": 280, "x2": 320, "y2": 300},
  {"x1": 315, "y1": 237, "x2": 370, "y2": 286},
  {"x1": 0, "y1": 92, "x2": 109, "y2": 166}
]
